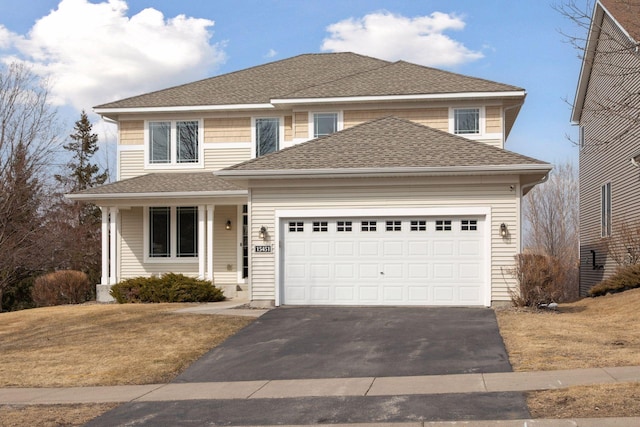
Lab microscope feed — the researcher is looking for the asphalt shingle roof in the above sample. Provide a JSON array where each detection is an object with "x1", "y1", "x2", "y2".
[
  {"x1": 221, "y1": 116, "x2": 549, "y2": 172},
  {"x1": 72, "y1": 172, "x2": 242, "y2": 196},
  {"x1": 96, "y1": 53, "x2": 523, "y2": 109},
  {"x1": 600, "y1": 0, "x2": 640, "y2": 42}
]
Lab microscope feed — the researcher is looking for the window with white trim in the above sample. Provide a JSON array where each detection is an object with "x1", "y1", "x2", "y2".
[
  {"x1": 454, "y1": 108, "x2": 480, "y2": 135},
  {"x1": 579, "y1": 126, "x2": 585, "y2": 149},
  {"x1": 435, "y1": 220, "x2": 452, "y2": 231},
  {"x1": 313, "y1": 221, "x2": 328, "y2": 232},
  {"x1": 288, "y1": 221, "x2": 304, "y2": 232},
  {"x1": 461, "y1": 220, "x2": 478, "y2": 231},
  {"x1": 410, "y1": 220, "x2": 427, "y2": 231},
  {"x1": 149, "y1": 206, "x2": 198, "y2": 258},
  {"x1": 255, "y1": 118, "x2": 280, "y2": 157},
  {"x1": 361, "y1": 221, "x2": 377, "y2": 231},
  {"x1": 386, "y1": 220, "x2": 401, "y2": 231},
  {"x1": 337, "y1": 221, "x2": 352, "y2": 232},
  {"x1": 601, "y1": 182, "x2": 611, "y2": 237},
  {"x1": 313, "y1": 113, "x2": 338, "y2": 138},
  {"x1": 148, "y1": 120, "x2": 200, "y2": 165}
]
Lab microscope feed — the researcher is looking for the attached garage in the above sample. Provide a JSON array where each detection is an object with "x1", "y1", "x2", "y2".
[{"x1": 279, "y1": 212, "x2": 489, "y2": 306}]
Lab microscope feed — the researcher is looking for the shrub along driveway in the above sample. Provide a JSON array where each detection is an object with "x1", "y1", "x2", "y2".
[{"x1": 174, "y1": 306, "x2": 513, "y2": 382}]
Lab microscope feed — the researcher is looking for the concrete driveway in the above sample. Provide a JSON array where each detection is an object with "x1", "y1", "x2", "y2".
[{"x1": 175, "y1": 306, "x2": 512, "y2": 383}]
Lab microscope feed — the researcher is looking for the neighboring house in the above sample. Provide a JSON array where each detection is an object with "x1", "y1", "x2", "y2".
[
  {"x1": 69, "y1": 52, "x2": 551, "y2": 307},
  {"x1": 572, "y1": 0, "x2": 640, "y2": 295}
]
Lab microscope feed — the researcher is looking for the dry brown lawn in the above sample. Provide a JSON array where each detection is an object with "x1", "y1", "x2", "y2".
[
  {"x1": 0, "y1": 303, "x2": 253, "y2": 387},
  {"x1": 497, "y1": 288, "x2": 640, "y2": 418},
  {"x1": 0, "y1": 403, "x2": 119, "y2": 427}
]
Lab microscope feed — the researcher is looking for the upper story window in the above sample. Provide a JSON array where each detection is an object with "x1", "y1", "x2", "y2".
[
  {"x1": 255, "y1": 117, "x2": 280, "y2": 157},
  {"x1": 579, "y1": 126, "x2": 585, "y2": 149},
  {"x1": 147, "y1": 120, "x2": 201, "y2": 166},
  {"x1": 313, "y1": 113, "x2": 338, "y2": 138},
  {"x1": 453, "y1": 108, "x2": 480, "y2": 135}
]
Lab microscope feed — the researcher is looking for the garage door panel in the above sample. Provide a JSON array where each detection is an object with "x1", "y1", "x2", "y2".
[{"x1": 282, "y1": 216, "x2": 485, "y2": 306}]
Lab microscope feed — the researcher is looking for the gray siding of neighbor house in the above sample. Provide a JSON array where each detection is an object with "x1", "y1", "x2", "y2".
[{"x1": 579, "y1": 14, "x2": 640, "y2": 294}]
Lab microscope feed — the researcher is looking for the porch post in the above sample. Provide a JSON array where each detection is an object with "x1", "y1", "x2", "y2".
[
  {"x1": 198, "y1": 205, "x2": 206, "y2": 279},
  {"x1": 207, "y1": 204, "x2": 215, "y2": 281},
  {"x1": 101, "y1": 207, "x2": 109, "y2": 285},
  {"x1": 109, "y1": 207, "x2": 118, "y2": 285}
]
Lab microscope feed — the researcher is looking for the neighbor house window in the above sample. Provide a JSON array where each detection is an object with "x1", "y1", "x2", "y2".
[
  {"x1": 313, "y1": 113, "x2": 338, "y2": 138},
  {"x1": 255, "y1": 118, "x2": 280, "y2": 157},
  {"x1": 579, "y1": 126, "x2": 585, "y2": 149},
  {"x1": 149, "y1": 206, "x2": 198, "y2": 258},
  {"x1": 454, "y1": 108, "x2": 480, "y2": 135},
  {"x1": 601, "y1": 182, "x2": 611, "y2": 237},
  {"x1": 148, "y1": 120, "x2": 200, "y2": 165}
]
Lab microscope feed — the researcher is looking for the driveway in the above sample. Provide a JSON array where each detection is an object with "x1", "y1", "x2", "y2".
[{"x1": 175, "y1": 306, "x2": 512, "y2": 383}]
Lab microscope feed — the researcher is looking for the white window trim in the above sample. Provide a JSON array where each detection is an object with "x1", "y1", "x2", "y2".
[
  {"x1": 601, "y1": 182, "x2": 612, "y2": 238},
  {"x1": 143, "y1": 206, "x2": 200, "y2": 263},
  {"x1": 251, "y1": 116, "x2": 285, "y2": 158},
  {"x1": 579, "y1": 125, "x2": 585, "y2": 149},
  {"x1": 449, "y1": 107, "x2": 485, "y2": 138},
  {"x1": 308, "y1": 111, "x2": 343, "y2": 139},
  {"x1": 144, "y1": 119, "x2": 204, "y2": 169}
]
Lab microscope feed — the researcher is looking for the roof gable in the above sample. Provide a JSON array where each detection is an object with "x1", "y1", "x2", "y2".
[{"x1": 218, "y1": 116, "x2": 549, "y2": 175}]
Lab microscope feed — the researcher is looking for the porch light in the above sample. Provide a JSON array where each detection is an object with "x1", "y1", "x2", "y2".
[
  {"x1": 225, "y1": 220, "x2": 232, "y2": 230},
  {"x1": 500, "y1": 223, "x2": 508, "y2": 238},
  {"x1": 259, "y1": 226, "x2": 267, "y2": 240}
]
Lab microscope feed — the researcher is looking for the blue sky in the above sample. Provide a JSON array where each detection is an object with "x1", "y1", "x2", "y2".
[{"x1": 0, "y1": 0, "x2": 587, "y2": 168}]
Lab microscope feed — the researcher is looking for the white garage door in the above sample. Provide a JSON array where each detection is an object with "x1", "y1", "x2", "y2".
[{"x1": 282, "y1": 216, "x2": 486, "y2": 306}]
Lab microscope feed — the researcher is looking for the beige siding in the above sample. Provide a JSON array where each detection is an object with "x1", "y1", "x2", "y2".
[
  {"x1": 119, "y1": 150, "x2": 145, "y2": 179},
  {"x1": 248, "y1": 177, "x2": 520, "y2": 303},
  {"x1": 485, "y1": 106, "x2": 502, "y2": 134},
  {"x1": 294, "y1": 112, "x2": 308, "y2": 139},
  {"x1": 213, "y1": 206, "x2": 238, "y2": 284},
  {"x1": 284, "y1": 116, "x2": 293, "y2": 141},
  {"x1": 205, "y1": 147, "x2": 251, "y2": 170},
  {"x1": 204, "y1": 117, "x2": 251, "y2": 142},
  {"x1": 344, "y1": 108, "x2": 449, "y2": 131},
  {"x1": 578, "y1": 14, "x2": 640, "y2": 294},
  {"x1": 120, "y1": 120, "x2": 144, "y2": 145}
]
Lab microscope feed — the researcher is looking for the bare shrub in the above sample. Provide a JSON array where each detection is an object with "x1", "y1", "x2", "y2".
[
  {"x1": 604, "y1": 219, "x2": 640, "y2": 267},
  {"x1": 32, "y1": 270, "x2": 92, "y2": 307},
  {"x1": 510, "y1": 253, "x2": 570, "y2": 307}
]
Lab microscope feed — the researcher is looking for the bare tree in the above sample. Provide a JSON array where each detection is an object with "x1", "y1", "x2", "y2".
[
  {"x1": 0, "y1": 62, "x2": 60, "y2": 311},
  {"x1": 555, "y1": 0, "x2": 640, "y2": 147},
  {"x1": 523, "y1": 161, "x2": 580, "y2": 300}
]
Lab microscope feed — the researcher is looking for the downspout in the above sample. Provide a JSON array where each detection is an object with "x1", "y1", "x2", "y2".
[{"x1": 519, "y1": 173, "x2": 550, "y2": 253}]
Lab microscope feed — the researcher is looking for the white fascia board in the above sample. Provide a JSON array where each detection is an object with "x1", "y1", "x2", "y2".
[
  {"x1": 216, "y1": 164, "x2": 552, "y2": 179},
  {"x1": 270, "y1": 91, "x2": 527, "y2": 105},
  {"x1": 65, "y1": 190, "x2": 248, "y2": 201},
  {"x1": 94, "y1": 103, "x2": 274, "y2": 115}
]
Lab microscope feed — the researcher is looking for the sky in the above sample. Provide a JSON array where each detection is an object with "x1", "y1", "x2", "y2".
[{"x1": 0, "y1": 0, "x2": 588, "y2": 174}]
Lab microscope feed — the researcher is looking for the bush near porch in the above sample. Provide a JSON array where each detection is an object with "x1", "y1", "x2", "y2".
[
  {"x1": 110, "y1": 273, "x2": 225, "y2": 303},
  {"x1": 588, "y1": 263, "x2": 640, "y2": 297}
]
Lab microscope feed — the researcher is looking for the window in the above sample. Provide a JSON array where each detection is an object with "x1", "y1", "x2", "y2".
[
  {"x1": 454, "y1": 108, "x2": 480, "y2": 135},
  {"x1": 601, "y1": 182, "x2": 611, "y2": 237},
  {"x1": 148, "y1": 120, "x2": 199, "y2": 165},
  {"x1": 255, "y1": 118, "x2": 279, "y2": 157},
  {"x1": 386, "y1": 220, "x2": 401, "y2": 231},
  {"x1": 361, "y1": 221, "x2": 377, "y2": 231},
  {"x1": 435, "y1": 220, "x2": 452, "y2": 231},
  {"x1": 579, "y1": 126, "x2": 585, "y2": 149},
  {"x1": 410, "y1": 220, "x2": 427, "y2": 231},
  {"x1": 461, "y1": 220, "x2": 478, "y2": 231},
  {"x1": 289, "y1": 221, "x2": 304, "y2": 232},
  {"x1": 312, "y1": 221, "x2": 328, "y2": 232},
  {"x1": 148, "y1": 207, "x2": 198, "y2": 259},
  {"x1": 313, "y1": 113, "x2": 338, "y2": 137},
  {"x1": 337, "y1": 221, "x2": 352, "y2": 232}
]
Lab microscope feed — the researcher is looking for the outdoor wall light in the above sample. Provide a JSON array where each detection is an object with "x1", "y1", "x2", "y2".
[
  {"x1": 225, "y1": 220, "x2": 232, "y2": 231},
  {"x1": 500, "y1": 223, "x2": 508, "y2": 238},
  {"x1": 259, "y1": 226, "x2": 267, "y2": 240}
]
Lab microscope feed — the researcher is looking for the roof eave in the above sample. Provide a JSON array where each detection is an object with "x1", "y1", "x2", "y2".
[
  {"x1": 216, "y1": 164, "x2": 552, "y2": 180},
  {"x1": 65, "y1": 190, "x2": 248, "y2": 201},
  {"x1": 270, "y1": 91, "x2": 527, "y2": 105},
  {"x1": 93, "y1": 103, "x2": 275, "y2": 117}
]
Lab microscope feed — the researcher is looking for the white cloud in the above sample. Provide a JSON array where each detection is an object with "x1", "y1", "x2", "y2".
[
  {"x1": 1, "y1": 0, "x2": 226, "y2": 110},
  {"x1": 321, "y1": 11, "x2": 483, "y2": 67},
  {"x1": 265, "y1": 48, "x2": 277, "y2": 58}
]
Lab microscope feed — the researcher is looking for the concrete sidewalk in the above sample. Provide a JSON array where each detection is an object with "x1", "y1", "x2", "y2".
[{"x1": 2, "y1": 366, "x2": 639, "y2": 405}]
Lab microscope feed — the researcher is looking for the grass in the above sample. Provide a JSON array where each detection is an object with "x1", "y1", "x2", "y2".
[
  {"x1": 496, "y1": 287, "x2": 640, "y2": 419},
  {"x1": 0, "y1": 302, "x2": 253, "y2": 426}
]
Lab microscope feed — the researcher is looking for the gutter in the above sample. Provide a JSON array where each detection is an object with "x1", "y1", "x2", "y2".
[{"x1": 65, "y1": 190, "x2": 248, "y2": 201}]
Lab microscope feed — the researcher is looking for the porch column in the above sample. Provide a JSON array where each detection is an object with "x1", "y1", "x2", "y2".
[
  {"x1": 109, "y1": 207, "x2": 118, "y2": 285},
  {"x1": 101, "y1": 207, "x2": 109, "y2": 285},
  {"x1": 207, "y1": 205, "x2": 215, "y2": 281},
  {"x1": 198, "y1": 205, "x2": 206, "y2": 279}
]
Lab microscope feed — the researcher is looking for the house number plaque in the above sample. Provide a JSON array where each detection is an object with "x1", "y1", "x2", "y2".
[{"x1": 254, "y1": 245, "x2": 272, "y2": 253}]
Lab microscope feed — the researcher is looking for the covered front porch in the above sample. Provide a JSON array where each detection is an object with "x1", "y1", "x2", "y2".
[{"x1": 66, "y1": 173, "x2": 249, "y2": 302}]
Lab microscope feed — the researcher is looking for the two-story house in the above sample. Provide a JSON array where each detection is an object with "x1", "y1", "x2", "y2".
[
  {"x1": 69, "y1": 52, "x2": 551, "y2": 307},
  {"x1": 572, "y1": 0, "x2": 640, "y2": 294}
]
